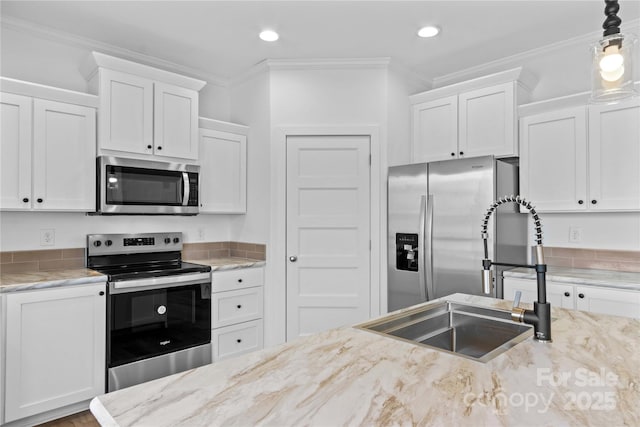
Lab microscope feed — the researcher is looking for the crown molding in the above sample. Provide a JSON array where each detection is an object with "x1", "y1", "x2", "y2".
[
  {"x1": 0, "y1": 76, "x2": 99, "y2": 107},
  {"x1": 433, "y1": 18, "x2": 640, "y2": 88},
  {"x1": 1, "y1": 15, "x2": 229, "y2": 88},
  {"x1": 229, "y1": 60, "x2": 272, "y2": 88}
]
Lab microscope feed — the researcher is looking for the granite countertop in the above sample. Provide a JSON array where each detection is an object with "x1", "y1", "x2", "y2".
[
  {"x1": 186, "y1": 257, "x2": 266, "y2": 271},
  {"x1": 90, "y1": 293, "x2": 640, "y2": 426},
  {"x1": 503, "y1": 266, "x2": 640, "y2": 292},
  {"x1": 0, "y1": 269, "x2": 107, "y2": 293}
]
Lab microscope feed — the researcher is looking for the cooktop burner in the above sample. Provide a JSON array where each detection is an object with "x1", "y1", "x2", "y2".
[{"x1": 93, "y1": 261, "x2": 211, "y2": 282}]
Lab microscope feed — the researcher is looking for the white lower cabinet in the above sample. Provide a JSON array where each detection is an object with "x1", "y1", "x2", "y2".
[
  {"x1": 503, "y1": 277, "x2": 640, "y2": 319},
  {"x1": 211, "y1": 267, "x2": 264, "y2": 361},
  {"x1": 2, "y1": 283, "x2": 106, "y2": 424}
]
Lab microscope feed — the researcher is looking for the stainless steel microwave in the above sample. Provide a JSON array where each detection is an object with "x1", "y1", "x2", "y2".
[{"x1": 97, "y1": 156, "x2": 199, "y2": 215}]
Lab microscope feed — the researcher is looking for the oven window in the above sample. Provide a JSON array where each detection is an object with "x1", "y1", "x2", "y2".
[
  {"x1": 109, "y1": 284, "x2": 211, "y2": 367},
  {"x1": 106, "y1": 165, "x2": 183, "y2": 205}
]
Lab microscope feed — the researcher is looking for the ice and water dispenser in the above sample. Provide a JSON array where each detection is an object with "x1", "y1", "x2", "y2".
[{"x1": 395, "y1": 233, "x2": 418, "y2": 271}]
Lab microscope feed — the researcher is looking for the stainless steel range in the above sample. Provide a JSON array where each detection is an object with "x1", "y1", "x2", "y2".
[{"x1": 87, "y1": 232, "x2": 212, "y2": 392}]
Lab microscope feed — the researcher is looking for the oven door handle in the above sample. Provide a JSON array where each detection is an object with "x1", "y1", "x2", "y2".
[
  {"x1": 110, "y1": 272, "x2": 211, "y2": 294},
  {"x1": 182, "y1": 172, "x2": 190, "y2": 206}
]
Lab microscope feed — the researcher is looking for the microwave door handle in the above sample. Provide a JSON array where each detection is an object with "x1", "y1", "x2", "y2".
[{"x1": 182, "y1": 172, "x2": 190, "y2": 206}]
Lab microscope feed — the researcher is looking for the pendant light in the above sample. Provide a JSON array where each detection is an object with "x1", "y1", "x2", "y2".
[{"x1": 590, "y1": 0, "x2": 638, "y2": 103}]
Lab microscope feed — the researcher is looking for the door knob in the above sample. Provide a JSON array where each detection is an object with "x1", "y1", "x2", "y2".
[{"x1": 289, "y1": 255, "x2": 298, "y2": 262}]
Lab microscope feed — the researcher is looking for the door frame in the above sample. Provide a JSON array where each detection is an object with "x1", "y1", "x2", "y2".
[{"x1": 268, "y1": 125, "x2": 381, "y2": 345}]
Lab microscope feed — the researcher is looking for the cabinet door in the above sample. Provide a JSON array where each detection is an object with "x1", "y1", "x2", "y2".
[
  {"x1": 503, "y1": 278, "x2": 575, "y2": 309},
  {"x1": 519, "y1": 107, "x2": 588, "y2": 211},
  {"x1": 411, "y1": 96, "x2": 458, "y2": 162},
  {"x1": 199, "y1": 128, "x2": 247, "y2": 213},
  {"x1": 0, "y1": 93, "x2": 32, "y2": 210},
  {"x1": 4, "y1": 284, "x2": 106, "y2": 422},
  {"x1": 154, "y1": 83, "x2": 199, "y2": 160},
  {"x1": 459, "y1": 82, "x2": 516, "y2": 158},
  {"x1": 588, "y1": 99, "x2": 640, "y2": 211},
  {"x1": 575, "y1": 285, "x2": 640, "y2": 319},
  {"x1": 32, "y1": 99, "x2": 96, "y2": 211},
  {"x1": 99, "y1": 69, "x2": 153, "y2": 155}
]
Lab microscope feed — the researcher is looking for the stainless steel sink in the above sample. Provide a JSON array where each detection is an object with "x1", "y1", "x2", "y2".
[{"x1": 356, "y1": 301, "x2": 533, "y2": 362}]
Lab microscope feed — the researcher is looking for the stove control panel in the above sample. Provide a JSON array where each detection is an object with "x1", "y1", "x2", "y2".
[{"x1": 87, "y1": 232, "x2": 183, "y2": 256}]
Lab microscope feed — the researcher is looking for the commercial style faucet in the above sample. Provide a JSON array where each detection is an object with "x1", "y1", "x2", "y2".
[{"x1": 480, "y1": 195, "x2": 552, "y2": 342}]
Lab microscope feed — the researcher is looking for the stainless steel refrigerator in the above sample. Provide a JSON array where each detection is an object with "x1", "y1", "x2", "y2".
[{"x1": 387, "y1": 155, "x2": 527, "y2": 312}]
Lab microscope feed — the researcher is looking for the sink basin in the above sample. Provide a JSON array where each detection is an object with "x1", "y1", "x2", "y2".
[{"x1": 356, "y1": 301, "x2": 533, "y2": 362}]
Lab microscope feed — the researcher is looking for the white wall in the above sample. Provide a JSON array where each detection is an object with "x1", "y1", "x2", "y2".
[
  {"x1": 229, "y1": 69, "x2": 271, "y2": 244},
  {"x1": 0, "y1": 22, "x2": 235, "y2": 251}
]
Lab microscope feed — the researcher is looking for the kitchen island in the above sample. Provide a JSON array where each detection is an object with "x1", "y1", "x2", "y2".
[{"x1": 90, "y1": 293, "x2": 639, "y2": 426}]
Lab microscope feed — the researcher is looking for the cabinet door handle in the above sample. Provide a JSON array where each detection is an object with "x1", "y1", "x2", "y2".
[
  {"x1": 37, "y1": 198, "x2": 43, "y2": 203},
  {"x1": 591, "y1": 200, "x2": 597, "y2": 205},
  {"x1": 578, "y1": 200, "x2": 584, "y2": 205},
  {"x1": 578, "y1": 293, "x2": 585, "y2": 299},
  {"x1": 22, "y1": 197, "x2": 29, "y2": 203},
  {"x1": 564, "y1": 292, "x2": 570, "y2": 297}
]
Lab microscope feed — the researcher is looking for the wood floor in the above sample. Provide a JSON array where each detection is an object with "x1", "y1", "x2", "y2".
[{"x1": 37, "y1": 411, "x2": 100, "y2": 427}]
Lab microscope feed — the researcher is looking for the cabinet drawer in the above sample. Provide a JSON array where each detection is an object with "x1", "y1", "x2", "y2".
[
  {"x1": 211, "y1": 267, "x2": 264, "y2": 292},
  {"x1": 212, "y1": 319, "x2": 263, "y2": 361},
  {"x1": 212, "y1": 287, "x2": 263, "y2": 328}
]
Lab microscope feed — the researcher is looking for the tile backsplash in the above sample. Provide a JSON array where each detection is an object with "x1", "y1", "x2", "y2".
[
  {"x1": 0, "y1": 241, "x2": 266, "y2": 274},
  {"x1": 539, "y1": 246, "x2": 640, "y2": 273}
]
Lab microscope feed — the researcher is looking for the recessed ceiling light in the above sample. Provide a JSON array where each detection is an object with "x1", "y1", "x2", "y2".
[
  {"x1": 259, "y1": 30, "x2": 279, "y2": 42},
  {"x1": 417, "y1": 26, "x2": 440, "y2": 38}
]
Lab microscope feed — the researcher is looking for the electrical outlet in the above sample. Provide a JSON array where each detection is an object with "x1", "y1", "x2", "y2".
[
  {"x1": 197, "y1": 228, "x2": 205, "y2": 241},
  {"x1": 40, "y1": 229, "x2": 55, "y2": 246},
  {"x1": 569, "y1": 226, "x2": 583, "y2": 243}
]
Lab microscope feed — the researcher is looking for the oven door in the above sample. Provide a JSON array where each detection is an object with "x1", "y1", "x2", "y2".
[
  {"x1": 98, "y1": 156, "x2": 199, "y2": 215},
  {"x1": 108, "y1": 277, "x2": 211, "y2": 369}
]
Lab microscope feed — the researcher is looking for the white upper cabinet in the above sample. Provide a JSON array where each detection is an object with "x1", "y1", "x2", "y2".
[
  {"x1": 1, "y1": 79, "x2": 97, "y2": 212},
  {"x1": 519, "y1": 97, "x2": 639, "y2": 212},
  {"x1": 520, "y1": 107, "x2": 588, "y2": 211},
  {"x1": 410, "y1": 69, "x2": 534, "y2": 163},
  {"x1": 588, "y1": 100, "x2": 640, "y2": 211},
  {"x1": 199, "y1": 118, "x2": 248, "y2": 214},
  {"x1": 0, "y1": 92, "x2": 32, "y2": 210},
  {"x1": 83, "y1": 52, "x2": 205, "y2": 163}
]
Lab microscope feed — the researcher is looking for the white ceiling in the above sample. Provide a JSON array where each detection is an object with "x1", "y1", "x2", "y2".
[{"x1": 2, "y1": 1, "x2": 640, "y2": 84}]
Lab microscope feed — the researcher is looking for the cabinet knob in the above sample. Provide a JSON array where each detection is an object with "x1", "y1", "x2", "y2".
[
  {"x1": 578, "y1": 293, "x2": 585, "y2": 299},
  {"x1": 22, "y1": 197, "x2": 29, "y2": 203},
  {"x1": 157, "y1": 146, "x2": 162, "y2": 150},
  {"x1": 236, "y1": 304, "x2": 242, "y2": 309},
  {"x1": 236, "y1": 338, "x2": 242, "y2": 343},
  {"x1": 564, "y1": 291, "x2": 570, "y2": 297},
  {"x1": 578, "y1": 200, "x2": 584, "y2": 205},
  {"x1": 237, "y1": 278, "x2": 243, "y2": 283},
  {"x1": 451, "y1": 152, "x2": 455, "y2": 157},
  {"x1": 459, "y1": 151, "x2": 464, "y2": 156},
  {"x1": 99, "y1": 291, "x2": 105, "y2": 296},
  {"x1": 37, "y1": 198, "x2": 43, "y2": 203},
  {"x1": 147, "y1": 144, "x2": 152, "y2": 149},
  {"x1": 591, "y1": 200, "x2": 597, "y2": 205}
]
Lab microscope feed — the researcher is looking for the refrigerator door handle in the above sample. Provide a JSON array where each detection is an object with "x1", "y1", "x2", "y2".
[
  {"x1": 425, "y1": 194, "x2": 435, "y2": 300},
  {"x1": 418, "y1": 195, "x2": 427, "y2": 301}
]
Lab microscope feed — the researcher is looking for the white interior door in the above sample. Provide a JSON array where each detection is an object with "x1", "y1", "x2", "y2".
[{"x1": 286, "y1": 135, "x2": 371, "y2": 339}]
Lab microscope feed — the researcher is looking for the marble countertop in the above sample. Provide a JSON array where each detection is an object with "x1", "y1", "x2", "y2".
[
  {"x1": 186, "y1": 257, "x2": 266, "y2": 271},
  {"x1": 0, "y1": 269, "x2": 107, "y2": 293},
  {"x1": 90, "y1": 293, "x2": 640, "y2": 426},
  {"x1": 504, "y1": 266, "x2": 640, "y2": 291}
]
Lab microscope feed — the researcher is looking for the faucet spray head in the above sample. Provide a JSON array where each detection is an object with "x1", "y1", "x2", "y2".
[{"x1": 481, "y1": 258, "x2": 493, "y2": 295}]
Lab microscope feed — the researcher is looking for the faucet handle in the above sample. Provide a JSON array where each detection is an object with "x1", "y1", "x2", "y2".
[
  {"x1": 512, "y1": 290, "x2": 522, "y2": 309},
  {"x1": 511, "y1": 290, "x2": 526, "y2": 323}
]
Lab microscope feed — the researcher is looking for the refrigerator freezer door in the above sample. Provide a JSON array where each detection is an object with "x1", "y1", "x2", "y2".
[
  {"x1": 428, "y1": 156, "x2": 495, "y2": 298},
  {"x1": 387, "y1": 163, "x2": 428, "y2": 312}
]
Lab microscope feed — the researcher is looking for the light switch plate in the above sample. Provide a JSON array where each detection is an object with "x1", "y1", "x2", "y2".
[{"x1": 569, "y1": 226, "x2": 583, "y2": 243}]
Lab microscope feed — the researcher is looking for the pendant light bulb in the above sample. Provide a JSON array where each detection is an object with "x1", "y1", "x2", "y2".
[{"x1": 599, "y1": 44, "x2": 625, "y2": 81}]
